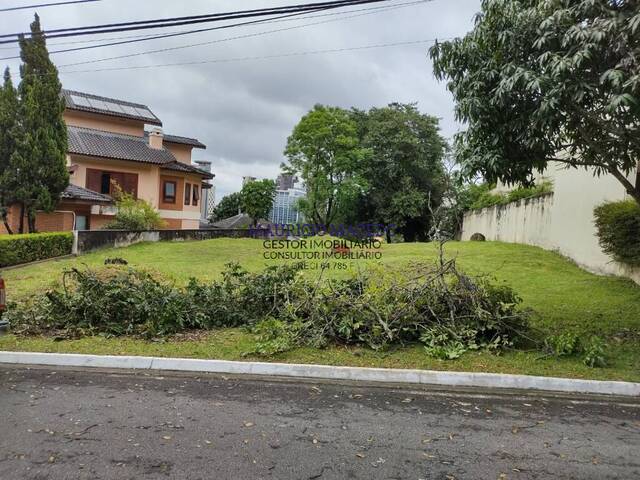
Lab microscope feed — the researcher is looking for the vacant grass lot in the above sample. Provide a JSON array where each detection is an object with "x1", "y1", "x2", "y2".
[{"x1": 2, "y1": 239, "x2": 639, "y2": 381}]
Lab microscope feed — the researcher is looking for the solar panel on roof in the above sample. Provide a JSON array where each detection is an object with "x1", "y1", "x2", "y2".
[
  {"x1": 133, "y1": 106, "x2": 155, "y2": 120},
  {"x1": 119, "y1": 104, "x2": 140, "y2": 116},
  {"x1": 102, "y1": 100, "x2": 126, "y2": 115},
  {"x1": 87, "y1": 98, "x2": 109, "y2": 111},
  {"x1": 70, "y1": 95, "x2": 92, "y2": 108},
  {"x1": 68, "y1": 92, "x2": 157, "y2": 122}
]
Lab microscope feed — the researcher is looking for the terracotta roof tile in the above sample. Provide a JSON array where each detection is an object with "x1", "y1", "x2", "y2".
[
  {"x1": 61, "y1": 184, "x2": 113, "y2": 204},
  {"x1": 146, "y1": 131, "x2": 206, "y2": 149},
  {"x1": 68, "y1": 125, "x2": 177, "y2": 165},
  {"x1": 67, "y1": 126, "x2": 214, "y2": 180},
  {"x1": 161, "y1": 161, "x2": 214, "y2": 179}
]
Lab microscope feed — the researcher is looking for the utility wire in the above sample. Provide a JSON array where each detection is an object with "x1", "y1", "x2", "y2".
[
  {"x1": 0, "y1": 0, "x2": 100, "y2": 12},
  {"x1": 58, "y1": 38, "x2": 452, "y2": 75},
  {"x1": 0, "y1": 0, "x2": 422, "y2": 51},
  {"x1": 0, "y1": 0, "x2": 391, "y2": 42},
  {"x1": 0, "y1": 7, "x2": 333, "y2": 60},
  {"x1": 9, "y1": 36, "x2": 455, "y2": 79},
  {"x1": 48, "y1": 0, "x2": 431, "y2": 67}
]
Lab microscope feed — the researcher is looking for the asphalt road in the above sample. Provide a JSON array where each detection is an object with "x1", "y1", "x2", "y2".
[{"x1": 1, "y1": 366, "x2": 639, "y2": 480}]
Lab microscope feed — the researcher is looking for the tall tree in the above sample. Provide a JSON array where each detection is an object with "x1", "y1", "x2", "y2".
[
  {"x1": 0, "y1": 68, "x2": 18, "y2": 234},
  {"x1": 12, "y1": 14, "x2": 68, "y2": 232},
  {"x1": 210, "y1": 191, "x2": 243, "y2": 222},
  {"x1": 430, "y1": 0, "x2": 640, "y2": 204},
  {"x1": 240, "y1": 179, "x2": 276, "y2": 227},
  {"x1": 350, "y1": 103, "x2": 447, "y2": 242},
  {"x1": 283, "y1": 105, "x2": 369, "y2": 226}
]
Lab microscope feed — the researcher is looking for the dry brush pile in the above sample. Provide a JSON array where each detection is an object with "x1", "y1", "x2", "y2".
[{"x1": 6, "y1": 254, "x2": 534, "y2": 360}]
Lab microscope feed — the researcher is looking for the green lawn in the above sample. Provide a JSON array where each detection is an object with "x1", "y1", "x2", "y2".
[{"x1": 2, "y1": 239, "x2": 639, "y2": 381}]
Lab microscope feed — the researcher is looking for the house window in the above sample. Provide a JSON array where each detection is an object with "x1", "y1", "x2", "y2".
[
  {"x1": 184, "y1": 183, "x2": 191, "y2": 206},
  {"x1": 163, "y1": 181, "x2": 177, "y2": 203},
  {"x1": 192, "y1": 185, "x2": 199, "y2": 207},
  {"x1": 75, "y1": 215, "x2": 88, "y2": 231},
  {"x1": 100, "y1": 173, "x2": 111, "y2": 194},
  {"x1": 87, "y1": 169, "x2": 138, "y2": 198}
]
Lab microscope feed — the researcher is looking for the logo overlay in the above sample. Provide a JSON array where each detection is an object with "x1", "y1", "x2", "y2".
[{"x1": 250, "y1": 223, "x2": 394, "y2": 271}]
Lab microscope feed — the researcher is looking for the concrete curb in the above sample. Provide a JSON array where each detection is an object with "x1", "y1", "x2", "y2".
[{"x1": 1, "y1": 351, "x2": 639, "y2": 397}]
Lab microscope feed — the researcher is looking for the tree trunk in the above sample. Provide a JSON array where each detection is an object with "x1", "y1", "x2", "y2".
[
  {"x1": 385, "y1": 229, "x2": 392, "y2": 244},
  {"x1": 608, "y1": 166, "x2": 640, "y2": 206},
  {"x1": 1, "y1": 210, "x2": 13, "y2": 235},
  {"x1": 18, "y1": 203, "x2": 25, "y2": 234},
  {"x1": 27, "y1": 208, "x2": 37, "y2": 233}
]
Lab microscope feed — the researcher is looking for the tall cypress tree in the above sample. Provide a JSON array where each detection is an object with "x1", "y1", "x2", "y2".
[
  {"x1": 14, "y1": 14, "x2": 68, "y2": 233},
  {"x1": 0, "y1": 68, "x2": 19, "y2": 234}
]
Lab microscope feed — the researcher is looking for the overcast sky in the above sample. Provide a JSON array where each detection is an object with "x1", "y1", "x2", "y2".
[{"x1": 0, "y1": 0, "x2": 481, "y2": 199}]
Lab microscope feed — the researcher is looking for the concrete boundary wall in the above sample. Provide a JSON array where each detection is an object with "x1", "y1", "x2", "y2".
[
  {"x1": 463, "y1": 193, "x2": 555, "y2": 252},
  {"x1": 462, "y1": 165, "x2": 640, "y2": 285},
  {"x1": 74, "y1": 228, "x2": 267, "y2": 255}
]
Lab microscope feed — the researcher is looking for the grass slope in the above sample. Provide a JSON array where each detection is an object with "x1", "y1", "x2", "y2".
[{"x1": 2, "y1": 239, "x2": 639, "y2": 381}]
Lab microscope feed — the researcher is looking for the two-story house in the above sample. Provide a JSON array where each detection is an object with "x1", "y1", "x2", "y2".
[{"x1": 1, "y1": 89, "x2": 213, "y2": 233}]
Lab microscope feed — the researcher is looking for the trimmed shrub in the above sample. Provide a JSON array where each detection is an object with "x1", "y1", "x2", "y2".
[
  {"x1": 0, "y1": 232, "x2": 73, "y2": 267},
  {"x1": 593, "y1": 200, "x2": 640, "y2": 266}
]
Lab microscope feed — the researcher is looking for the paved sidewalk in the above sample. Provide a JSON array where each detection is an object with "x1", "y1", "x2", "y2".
[{"x1": 1, "y1": 366, "x2": 639, "y2": 479}]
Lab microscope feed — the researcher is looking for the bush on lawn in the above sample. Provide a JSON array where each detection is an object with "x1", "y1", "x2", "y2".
[
  {"x1": 103, "y1": 189, "x2": 165, "y2": 231},
  {"x1": 7, "y1": 260, "x2": 532, "y2": 359},
  {"x1": 0, "y1": 232, "x2": 73, "y2": 267},
  {"x1": 594, "y1": 200, "x2": 640, "y2": 266},
  {"x1": 544, "y1": 333, "x2": 607, "y2": 368}
]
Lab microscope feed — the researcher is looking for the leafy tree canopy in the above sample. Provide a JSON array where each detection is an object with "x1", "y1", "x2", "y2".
[
  {"x1": 283, "y1": 105, "x2": 370, "y2": 226},
  {"x1": 240, "y1": 179, "x2": 276, "y2": 226},
  {"x1": 350, "y1": 103, "x2": 448, "y2": 241},
  {"x1": 104, "y1": 188, "x2": 165, "y2": 231},
  {"x1": 430, "y1": 0, "x2": 640, "y2": 204},
  {"x1": 210, "y1": 191, "x2": 242, "y2": 222}
]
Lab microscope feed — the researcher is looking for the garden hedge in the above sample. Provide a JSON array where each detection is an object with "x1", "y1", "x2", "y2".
[
  {"x1": 593, "y1": 200, "x2": 640, "y2": 266},
  {"x1": 0, "y1": 232, "x2": 74, "y2": 268}
]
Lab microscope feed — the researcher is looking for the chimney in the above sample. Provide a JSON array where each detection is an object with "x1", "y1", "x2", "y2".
[{"x1": 148, "y1": 127, "x2": 164, "y2": 149}]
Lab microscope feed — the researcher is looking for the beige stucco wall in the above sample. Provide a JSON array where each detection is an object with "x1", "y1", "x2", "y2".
[
  {"x1": 69, "y1": 155, "x2": 161, "y2": 208},
  {"x1": 164, "y1": 142, "x2": 194, "y2": 165},
  {"x1": 64, "y1": 110, "x2": 145, "y2": 137},
  {"x1": 70, "y1": 155, "x2": 204, "y2": 228},
  {"x1": 462, "y1": 162, "x2": 640, "y2": 284}
]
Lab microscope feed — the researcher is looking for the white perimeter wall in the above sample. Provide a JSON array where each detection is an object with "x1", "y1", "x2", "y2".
[{"x1": 462, "y1": 163, "x2": 640, "y2": 284}]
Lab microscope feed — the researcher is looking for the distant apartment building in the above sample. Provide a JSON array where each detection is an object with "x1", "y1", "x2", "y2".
[
  {"x1": 1, "y1": 89, "x2": 214, "y2": 233},
  {"x1": 269, "y1": 178, "x2": 306, "y2": 225},
  {"x1": 242, "y1": 176, "x2": 257, "y2": 186},
  {"x1": 195, "y1": 160, "x2": 216, "y2": 221},
  {"x1": 276, "y1": 174, "x2": 298, "y2": 190}
]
